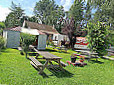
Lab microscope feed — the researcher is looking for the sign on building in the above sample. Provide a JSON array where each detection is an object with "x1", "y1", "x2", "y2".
[{"x1": 74, "y1": 37, "x2": 89, "y2": 49}]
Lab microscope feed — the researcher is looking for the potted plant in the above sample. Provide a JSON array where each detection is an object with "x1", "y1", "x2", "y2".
[{"x1": 71, "y1": 54, "x2": 77, "y2": 63}]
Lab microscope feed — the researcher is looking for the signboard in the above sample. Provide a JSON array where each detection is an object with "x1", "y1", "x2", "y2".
[{"x1": 74, "y1": 37, "x2": 89, "y2": 49}]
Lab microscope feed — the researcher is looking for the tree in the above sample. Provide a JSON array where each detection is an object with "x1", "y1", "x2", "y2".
[
  {"x1": 69, "y1": 0, "x2": 84, "y2": 27},
  {"x1": 34, "y1": 0, "x2": 65, "y2": 32},
  {"x1": 5, "y1": 2, "x2": 24, "y2": 28},
  {"x1": 61, "y1": 0, "x2": 84, "y2": 48},
  {"x1": 61, "y1": 17, "x2": 82, "y2": 48},
  {"x1": 89, "y1": 0, "x2": 114, "y2": 30},
  {"x1": 87, "y1": 21, "x2": 110, "y2": 56},
  {"x1": 0, "y1": 22, "x2": 6, "y2": 29}
]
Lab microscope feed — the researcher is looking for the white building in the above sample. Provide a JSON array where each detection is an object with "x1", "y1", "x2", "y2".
[{"x1": 3, "y1": 27, "x2": 21, "y2": 48}]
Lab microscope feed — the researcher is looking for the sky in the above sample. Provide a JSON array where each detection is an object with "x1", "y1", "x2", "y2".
[{"x1": 0, "y1": 0, "x2": 75, "y2": 21}]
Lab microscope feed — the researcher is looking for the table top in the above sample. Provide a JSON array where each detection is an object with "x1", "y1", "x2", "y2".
[{"x1": 37, "y1": 51, "x2": 62, "y2": 59}]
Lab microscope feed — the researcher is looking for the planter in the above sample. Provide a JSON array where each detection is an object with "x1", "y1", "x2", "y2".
[{"x1": 71, "y1": 57, "x2": 77, "y2": 63}]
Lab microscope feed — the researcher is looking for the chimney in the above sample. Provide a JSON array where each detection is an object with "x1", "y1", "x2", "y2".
[{"x1": 53, "y1": 24, "x2": 55, "y2": 29}]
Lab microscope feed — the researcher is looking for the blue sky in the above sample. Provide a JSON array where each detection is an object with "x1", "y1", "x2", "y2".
[{"x1": 0, "y1": 0, "x2": 75, "y2": 21}]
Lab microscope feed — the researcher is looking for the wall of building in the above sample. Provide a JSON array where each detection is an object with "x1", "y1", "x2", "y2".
[
  {"x1": 37, "y1": 35, "x2": 47, "y2": 50},
  {"x1": 6, "y1": 30, "x2": 20, "y2": 48},
  {"x1": 53, "y1": 34, "x2": 69, "y2": 46}
]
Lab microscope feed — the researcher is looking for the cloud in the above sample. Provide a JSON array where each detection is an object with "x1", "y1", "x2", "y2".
[
  {"x1": 60, "y1": 0, "x2": 74, "y2": 11},
  {"x1": 0, "y1": 6, "x2": 11, "y2": 21}
]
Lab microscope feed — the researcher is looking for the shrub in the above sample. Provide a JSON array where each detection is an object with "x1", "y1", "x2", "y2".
[
  {"x1": 20, "y1": 33, "x2": 36, "y2": 52},
  {"x1": 87, "y1": 21, "x2": 110, "y2": 56},
  {"x1": 0, "y1": 36, "x2": 5, "y2": 51}
]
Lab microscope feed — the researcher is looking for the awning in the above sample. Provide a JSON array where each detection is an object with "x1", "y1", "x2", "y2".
[{"x1": 21, "y1": 28, "x2": 39, "y2": 35}]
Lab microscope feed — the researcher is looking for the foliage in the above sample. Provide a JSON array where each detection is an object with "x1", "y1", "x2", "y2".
[
  {"x1": 87, "y1": 21, "x2": 110, "y2": 56},
  {"x1": 5, "y1": 2, "x2": 24, "y2": 28},
  {"x1": 0, "y1": 22, "x2": 6, "y2": 29},
  {"x1": 90, "y1": 0, "x2": 114, "y2": 30},
  {"x1": 0, "y1": 29, "x2": 3, "y2": 35},
  {"x1": 61, "y1": 17, "x2": 76, "y2": 48},
  {"x1": 0, "y1": 36, "x2": 5, "y2": 51},
  {"x1": 20, "y1": 33, "x2": 36, "y2": 52},
  {"x1": 34, "y1": 0, "x2": 65, "y2": 32},
  {"x1": 110, "y1": 31, "x2": 114, "y2": 46},
  {"x1": 69, "y1": 0, "x2": 84, "y2": 27}
]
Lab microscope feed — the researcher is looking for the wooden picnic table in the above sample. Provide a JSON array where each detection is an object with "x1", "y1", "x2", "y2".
[
  {"x1": 36, "y1": 51, "x2": 63, "y2": 68},
  {"x1": 75, "y1": 50, "x2": 98, "y2": 61},
  {"x1": 28, "y1": 45, "x2": 66, "y2": 74}
]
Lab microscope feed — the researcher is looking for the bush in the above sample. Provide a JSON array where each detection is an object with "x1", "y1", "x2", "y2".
[
  {"x1": 0, "y1": 36, "x2": 5, "y2": 51},
  {"x1": 87, "y1": 21, "x2": 110, "y2": 56},
  {"x1": 20, "y1": 33, "x2": 36, "y2": 52}
]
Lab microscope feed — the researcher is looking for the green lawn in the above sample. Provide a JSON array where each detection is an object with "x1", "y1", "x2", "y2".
[{"x1": 0, "y1": 48, "x2": 114, "y2": 85}]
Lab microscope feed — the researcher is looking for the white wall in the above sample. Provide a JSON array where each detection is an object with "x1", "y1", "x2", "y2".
[
  {"x1": 53, "y1": 34, "x2": 69, "y2": 46},
  {"x1": 37, "y1": 35, "x2": 47, "y2": 50}
]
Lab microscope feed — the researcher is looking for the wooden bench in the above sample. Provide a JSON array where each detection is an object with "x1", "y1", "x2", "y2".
[
  {"x1": 29, "y1": 57, "x2": 43, "y2": 67},
  {"x1": 18, "y1": 47, "x2": 24, "y2": 55},
  {"x1": 106, "y1": 47, "x2": 114, "y2": 56},
  {"x1": 18, "y1": 47, "x2": 23, "y2": 51},
  {"x1": 29, "y1": 57, "x2": 44, "y2": 74},
  {"x1": 73, "y1": 53, "x2": 99, "y2": 61}
]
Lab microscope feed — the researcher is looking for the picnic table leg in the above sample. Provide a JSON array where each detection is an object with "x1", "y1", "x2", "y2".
[
  {"x1": 88, "y1": 53, "x2": 91, "y2": 62},
  {"x1": 39, "y1": 60, "x2": 48, "y2": 74},
  {"x1": 58, "y1": 59, "x2": 63, "y2": 69},
  {"x1": 35, "y1": 53, "x2": 40, "y2": 59},
  {"x1": 49, "y1": 61, "x2": 53, "y2": 65}
]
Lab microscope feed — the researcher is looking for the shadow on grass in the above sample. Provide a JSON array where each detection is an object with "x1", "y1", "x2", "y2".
[
  {"x1": 30, "y1": 63, "x2": 49, "y2": 78},
  {"x1": 89, "y1": 60, "x2": 104, "y2": 64},
  {"x1": 31, "y1": 60, "x2": 73, "y2": 78},
  {"x1": 47, "y1": 65, "x2": 74, "y2": 78},
  {"x1": 0, "y1": 48, "x2": 8, "y2": 53}
]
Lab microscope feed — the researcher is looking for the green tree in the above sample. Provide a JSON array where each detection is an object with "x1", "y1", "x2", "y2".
[
  {"x1": 0, "y1": 22, "x2": 6, "y2": 29},
  {"x1": 5, "y1": 2, "x2": 24, "y2": 28},
  {"x1": 87, "y1": 21, "x2": 110, "y2": 56},
  {"x1": 69, "y1": 0, "x2": 84, "y2": 27},
  {"x1": 34, "y1": 0, "x2": 65, "y2": 32},
  {"x1": 89, "y1": 0, "x2": 114, "y2": 29}
]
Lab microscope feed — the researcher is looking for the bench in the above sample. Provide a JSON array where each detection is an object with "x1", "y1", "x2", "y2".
[
  {"x1": 18, "y1": 47, "x2": 23, "y2": 51},
  {"x1": 106, "y1": 47, "x2": 114, "y2": 56},
  {"x1": 73, "y1": 53, "x2": 99, "y2": 61},
  {"x1": 18, "y1": 47, "x2": 24, "y2": 55},
  {"x1": 29, "y1": 57, "x2": 43, "y2": 67}
]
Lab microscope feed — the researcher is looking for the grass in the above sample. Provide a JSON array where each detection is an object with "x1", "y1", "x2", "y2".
[{"x1": 0, "y1": 48, "x2": 114, "y2": 85}]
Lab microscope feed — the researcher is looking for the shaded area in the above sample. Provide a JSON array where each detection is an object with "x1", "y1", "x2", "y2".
[
  {"x1": 30, "y1": 62, "x2": 49, "y2": 78},
  {"x1": 89, "y1": 60, "x2": 104, "y2": 64},
  {"x1": 0, "y1": 48, "x2": 8, "y2": 53},
  {"x1": 47, "y1": 65, "x2": 74, "y2": 78}
]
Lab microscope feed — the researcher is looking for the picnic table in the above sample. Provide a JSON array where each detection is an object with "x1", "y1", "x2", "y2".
[
  {"x1": 106, "y1": 46, "x2": 114, "y2": 56},
  {"x1": 75, "y1": 50, "x2": 99, "y2": 61},
  {"x1": 28, "y1": 45, "x2": 67, "y2": 74}
]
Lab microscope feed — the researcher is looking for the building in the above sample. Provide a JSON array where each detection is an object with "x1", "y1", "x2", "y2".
[{"x1": 3, "y1": 27, "x2": 21, "y2": 48}]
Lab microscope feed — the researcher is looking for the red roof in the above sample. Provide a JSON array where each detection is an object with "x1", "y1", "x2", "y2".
[
  {"x1": 25, "y1": 21, "x2": 59, "y2": 34},
  {"x1": 5, "y1": 27, "x2": 21, "y2": 32}
]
